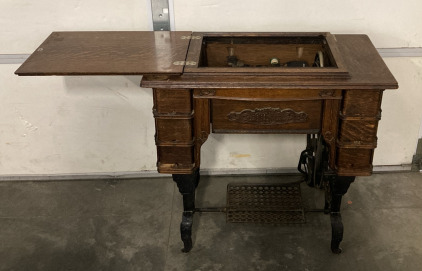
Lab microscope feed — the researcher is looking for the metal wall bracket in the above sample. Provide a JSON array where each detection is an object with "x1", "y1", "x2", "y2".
[{"x1": 150, "y1": 0, "x2": 171, "y2": 31}]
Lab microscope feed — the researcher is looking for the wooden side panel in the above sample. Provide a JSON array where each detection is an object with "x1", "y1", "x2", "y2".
[
  {"x1": 336, "y1": 148, "x2": 374, "y2": 176},
  {"x1": 341, "y1": 90, "x2": 382, "y2": 117},
  {"x1": 157, "y1": 146, "x2": 194, "y2": 165},
  {"x1": 321, "y1": 99, "x2": 341, "y2": 170},
  {"x1": 154, "y1": 89, "x2": 192, "y2": 114},
  {"x1": 338, "y1": 119, "x2": 379, "y2": 144},
  {"x1": 155, "y1": 119, "x2": 193, "y2": 143},
  {"x1": 193, "y1": 98, "x2": 211, "y2": 167},
  {"x1": 336, "y1": 90, "x2": 383, "y2": 176},
  {"x1": 153, "y1": 88, "x2": 195, "y2": 174}
]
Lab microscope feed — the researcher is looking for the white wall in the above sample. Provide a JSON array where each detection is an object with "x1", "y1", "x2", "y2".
[
  {"x1": 375, "y1": 58, "x2": 422, "y2": 165},
  {"x1": 0, "y1": 67, "x2": 156, "y2": 175},
  {"x1": 1, "y1": 0, "x2": 422, "y2": 176},
  {"x1": 0, "y1": 0, "x2": 152, "y2": 53},
  {"x1": 174, "y1": 0, "x2": 422, "y2": 48}
]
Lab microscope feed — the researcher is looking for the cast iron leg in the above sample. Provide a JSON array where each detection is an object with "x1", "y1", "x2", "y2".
[
  {"x1": 172, "y1": 169, "x2": 200, "y2": 253},
  {"x1": 328, "y1": 176, "x2": 355, "y2": 254}
]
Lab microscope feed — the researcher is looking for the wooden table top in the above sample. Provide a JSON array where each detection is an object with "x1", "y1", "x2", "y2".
[
  {"x1": 142, "y1": 35, "x2": 399, "y2": 90},
  {"x1": 15, "y1": 31, "x2": 398, "y2": 90},
  {"x1": 15, "y1": 31, "x2": 192, "y2": 75}
]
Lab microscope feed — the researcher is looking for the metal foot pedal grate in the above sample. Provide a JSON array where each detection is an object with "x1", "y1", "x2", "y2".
[{"x1": 226, "y1": 183, "x2": 305, "y2": 224}]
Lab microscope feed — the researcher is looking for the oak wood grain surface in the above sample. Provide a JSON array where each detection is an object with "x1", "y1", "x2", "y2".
[
  {"x1": 15, "y1": 31, "x2": 192, "y2": 75},
  {"x1": 142, "y1": 35, "x2": 398, "y2": 90}
]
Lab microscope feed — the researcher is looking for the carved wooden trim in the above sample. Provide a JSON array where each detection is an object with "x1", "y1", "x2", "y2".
[
  {"x1": 227, "y1": 107, "x2": 308, "y2": 125},
  {"x1": 153, "y1": 109, "x2": 194, "y2": 119},
  {"x1": 319, "y1": 90, "x2": 335, "y2": 97},
  {"x1": 324, "y1": 131, "x2": 334, "y2": 142},
  {"x1": 199, "y1": 89, "x2": 216, "y2": 96},
  {"x1": 196, "y1": 131, "x2": 210, "y2": 144}
]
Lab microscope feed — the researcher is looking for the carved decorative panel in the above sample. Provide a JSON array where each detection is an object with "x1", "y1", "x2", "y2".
[{"x1": 227, "y1": 107, "x2": 308, "y2": 125}]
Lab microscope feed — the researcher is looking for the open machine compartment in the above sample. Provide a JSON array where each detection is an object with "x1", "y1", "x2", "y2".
[{"x1": 185, "y1": 32, "x2": 349, "y2": 78}]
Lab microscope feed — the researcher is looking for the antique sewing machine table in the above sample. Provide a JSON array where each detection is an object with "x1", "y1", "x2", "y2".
[{"x1": 16, "y1": 31, "x2": 398, "y2": 253}]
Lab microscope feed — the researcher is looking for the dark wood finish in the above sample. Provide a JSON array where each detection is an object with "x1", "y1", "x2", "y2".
[
  {"x1": 338, "y1": 119, "x2": 379, "y2": 143},
  {"x1": 211, "y1": 100, "x2": 322, "y2": 133},
  {"x1": 341, "y1": 90, "x2": 383, "y2": 116},
  {"x1": 15, "y1": 31, "x2": 192, "y2": 75},
  {"x1": 321, "y1": 99, "x2": 342, "y2": 171},
  {"x1": 16, "y1": 31, "x2": 398, "y2": 254},
  {"x1": 335, "y1": 89, "x2": 383, "y2": 175},
  {"x1": 153, "y1": 88, "x2": 195, "y2": 174},
  {"x1": 184, "y1": 32, "x2": 349, "y2": 78},
  {"x1": 154, "y1": 89, "x2": 193, "y2": 114},
  {"x1": 193, "y1": 98, "x2": 211, "y2": 168},
  {"x1": 193, "y1": 88, "x2": 342, "y2": 101},
  {"x1": 336, "y1": 148, "x2": 374, "y2": 176},
  {"x1": 205, "y1": 43, "x2": 325, "y2": 67},
  {"x1": 155, "y1": 119, "x2": 193, "y2": 143},
  {"x1": 142, "y1": 35, "x2": 397, "y2": 90}
]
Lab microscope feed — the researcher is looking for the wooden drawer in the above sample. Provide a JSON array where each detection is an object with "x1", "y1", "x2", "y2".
[
  {"x1": 336, "y1": 148, "x2": 374, "y2": 176},
  {"x1": 153, "y1": 89, "x2": 192, "y2": 114},
  {"x1": 341, "y1": 90, "x2": 382, "y2": 117},
  {"x1": 338, "y1": 119, "x2": 378, "y2": 144},
  {"x1": 155, "y1": 118, "x2": 193, "y2": 143},
  {"x1": 157, "y1": 146, "x2": 194, "y2": 165},
  {"x1": 194, "y1": 89, "x2": 342, "y2": 101},
  {"x1": 211, "y1": 100, "x2": 322, "y2": 133}
]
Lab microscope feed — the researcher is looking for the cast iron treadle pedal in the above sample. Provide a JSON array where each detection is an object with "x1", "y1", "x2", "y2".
[{"x1": 226, "y1": 183, "x2": 305, "y2": 224}]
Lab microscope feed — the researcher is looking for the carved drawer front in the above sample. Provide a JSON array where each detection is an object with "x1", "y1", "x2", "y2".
[{"x1": 211, "y1": 100, "x2": 322, "y2": 133}]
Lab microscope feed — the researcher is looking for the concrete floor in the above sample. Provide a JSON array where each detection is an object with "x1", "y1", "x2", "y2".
[{"x1": 0, "y1": 172, "x2": 421, "y2": 271}]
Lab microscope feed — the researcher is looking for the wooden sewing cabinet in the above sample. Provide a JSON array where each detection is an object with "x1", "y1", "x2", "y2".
[{"x1": 16, "y1": 31, "x2": 398, "y2": 253}]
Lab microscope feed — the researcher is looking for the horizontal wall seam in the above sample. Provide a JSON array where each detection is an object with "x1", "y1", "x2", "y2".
[
  {"x1": 377, "y1": 48, "x2": 422, "y2": 57},
  {"x1": 0, "y1": 47, "x2": 422, "y2": 64},
  {"x1": 0, "y1": 54, "x2": 30, "y2": 64},
  {"x1": 0, "y1": 165, "x2": 413, "y2": 181}
]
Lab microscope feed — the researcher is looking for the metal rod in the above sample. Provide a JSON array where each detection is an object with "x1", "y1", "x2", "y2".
[{"x1": 195, "y1": 207, "x2": 226, "y2": 213}]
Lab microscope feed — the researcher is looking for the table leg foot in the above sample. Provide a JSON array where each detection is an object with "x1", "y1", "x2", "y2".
[
  {"x1": 180, "y1": 211, "x2": 193, "y2": 253},
  {"x1": 328, "y1": 175, "x2": 354, "y2": 254},
  {"x1": 172, "y1": 169, "x2": 199, "y2": 253},
  {"x1": 330, "y1": 212, "x2": 343, "y2": 254}
]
